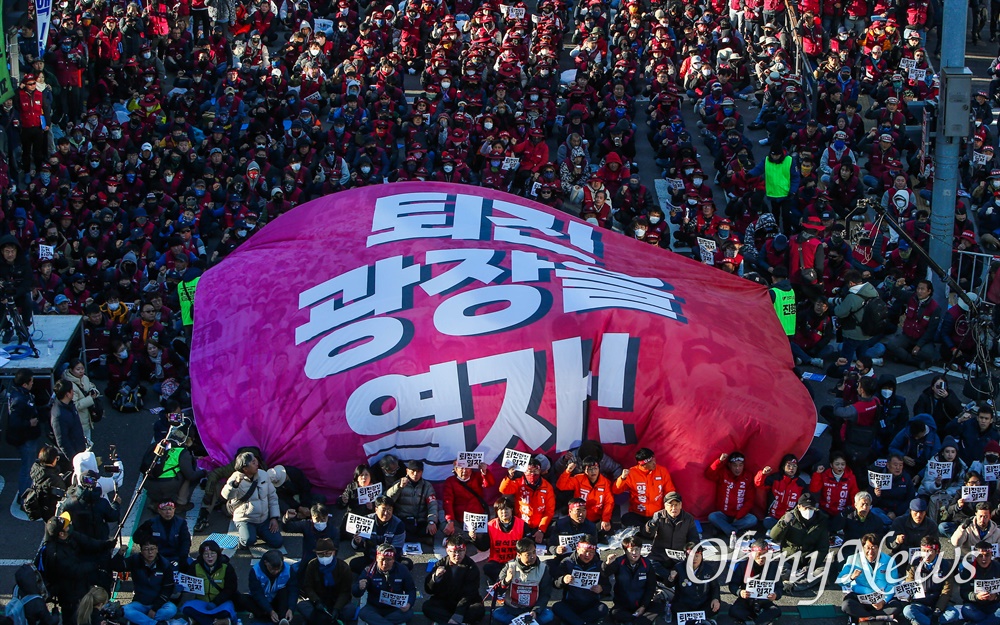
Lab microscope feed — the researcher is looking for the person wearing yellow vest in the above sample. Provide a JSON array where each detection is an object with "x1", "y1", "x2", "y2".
[
  {"x1": 180, "y1": 540, "x2": 239, "y2": 625},
  {"x1": 748, "y1": 145, "x2": 801, "y2": 232},
  {"x1": 768, "y1": 267, "x2": 797, "y2": 337},
  {"x1": 141, "y1": 434, "x2": 206, "y2": 511}
]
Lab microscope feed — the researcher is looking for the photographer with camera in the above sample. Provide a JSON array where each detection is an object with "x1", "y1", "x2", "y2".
[
  {"x1": 41, "y1": 516, "x2": 115, "y2": 623},
  {"x1": 27, "y1": 445, "x2": 69, "y2": 520},
  {"x1": 0, "y1": 234, "x2": 35, "y2": 342},
  {"x1": 141, "y1": 419, "x2": 205, "y2": 511},
  {"x1": 6, "y1": 368, "x2": 43, "y2": 505}
]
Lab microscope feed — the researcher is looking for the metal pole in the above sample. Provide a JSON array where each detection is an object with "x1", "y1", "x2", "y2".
[{"x1": 928, "y1": 0, "x2": 969, "y2": 309}]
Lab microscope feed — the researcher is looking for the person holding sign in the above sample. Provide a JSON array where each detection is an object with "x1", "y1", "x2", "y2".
[
  {"x1": 644, "y1": 491, "x2": 698, "y2": 573},
  {"x1": 337, "y1": 464, "x2": 377, "y2": 531},
  {"x1": 473, "y1": 497, "x2": 527, "y2": 585},
  {"x1": 705, "y1": 451, "x2": 757, "y2": 538},
  {"x1": 386, "y1": 460, "x2": 440, "y2": 543},
  {"x1": 941, "y1": 472, "x2": 989, "y2": 537},
  {"x1": 917, "y1": 437, "x2": 966, "y2": 525},
  {"x1": 604, "y1": 535, "x2": 663, "y2": 624},
  {"x1": 940, "y1": 541, "x2": 1000, "y2": 625},
  {"x1": 613, "y1": 448, "x2": 676, "y2": 528},
  {"x1": 423, "y1": 537, "x2": 484, "y2": 625},
  {"x1": 299, "y1": 538, "x2": 355, "y2": 625},
  {"x1": 180, "y1": 541, "x2": 239, "y2": 625},
  {"x1": 668, "y1": 543, "x2": 721, "y2": 623},
  {"x1": 546, "y1": 498, "x2": 597, "y2": 560},
  {"x1": 246, "y1": 549, "x2": 298, "y2": 625},
  {"x1": 283, "y1": 502, "x2": 340, "y2": 568},
  {"x1": 901, "y1": 536, "x2": 955, "y2": 625},
  {"x1": 555, "y1": 456, "x2": 614, "y2": 532},
  {"x1": 499, "y1": 457, "x2": 556, "y2": 543},
  {"x1": 728, "y1": 538, "x2": 782, "y2": 625},
  {"x1": 442, "y1": 458, "x2": 494, "y2": 538},
  {"x1": 552, "y1": 536, "x2": 608, "y2": 625},
  {"x1": 495, "y1": 538, "x2": 554, "y2": 625},
  {"x1": 349, "y1": 496, "x2": 407, "y2": 574},
  {"x1": 110, "y1": 536, "x2": 179, "y2": 625},
  {"x1": 873, "y1": 455, "x2": 915, "y2": 523},
  {"x1": 352, "y1": 544, "x2": 416, "y2": 625},
  {"x1": 951, "y1": 502, "x2": 1000, "y2": 551},
  {"x1": 835, "y1": 533, "x2": 902, "y2": 622}
]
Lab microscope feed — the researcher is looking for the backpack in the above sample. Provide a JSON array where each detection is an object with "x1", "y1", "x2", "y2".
[
  {"x1": 20, "y1": 486, "x2": 44, "y2": 521},
  {"x1": 859, "y1": 295, "x2": 889, "y2": 336},
  {"x1": 4, "y1": 594, "x2": 40, "y2": 625},
  {"x1": 112, "y1": 385, "x2": 143, "y2": 412}
]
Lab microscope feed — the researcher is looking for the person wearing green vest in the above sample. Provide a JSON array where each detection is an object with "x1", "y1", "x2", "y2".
[
  {"x1": 768, "y1": 267, "x2": 797, "y2": 338},
  {"x1": 141, "y1": 432, "x2": 206, "y2": 512},
  {"x1": 748, "y1": 145, "x2": 801, "y2": 232},
  {"x1": 177, "y1": 268, "x2": 201, "y2": 342}
]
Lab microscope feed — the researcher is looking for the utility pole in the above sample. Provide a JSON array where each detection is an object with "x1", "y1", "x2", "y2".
[{"x1": 928, "y1": 0, "x2": 972, "y2": 307}]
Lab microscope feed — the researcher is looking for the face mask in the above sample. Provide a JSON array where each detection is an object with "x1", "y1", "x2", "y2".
[
  {"x1": 118, "y1": 349, "x2": 128, "y2": 359},
  {"x1": 441, "y1": 81, "x2": 451, "y2": 89},
  {"x1": 634, "y1": 228, "x2": 646, "y2": 237},
  {"x1": 693, "y1": 177, "x2": 703, "y2": 186},
  {"x1": 530, "y1": 94, "x2": 539, "y2": 101},
  {"x1": 543, "y1": 171, "x2": 555, "y2": 180},
  {"x1": 237, "y1": 229, "x2": 248, "y2": 237},
  {"x1": 164, "y1": 175, "x2": 174, "y2": 183},
  {"x1": 339, "y1": 26, "x2": 348, "y2": 32},
  {"x1": 61, "y1": 44, "x2": 71, "y2": 52},
  {"x1": 800, "y1": 508, "x2": 815, "y2": 520},
  {"x1": 723, "y1": 107, "x2": 734, "y2": 116},
  {"x1": 491, "y1": 159, "x2": 502, "y2": 167},
  {"x1": 719, "y1": 229, "x2": 730, "y2": 238},
  {"x1": 90, "y1": 160, "x2": 101, "y2": 168},
  {"x1": 443, "y1": 164, "x2": 454, "y2": 172},
  {"x1": 143, "y1": 51, "x2": 151, "y2": 59},
  {"x1": 540, "y1": 69, "x2": 550, "y2": 76},
  {"x1": 291, "y1": 163, "x2": 301, "y2": 171},
  {"x1": 318, "y1": 555, "x2": 334, "y2": 566},
  {"x1": 833, "y1": 140, "x2": 845, "y2": 151},
  {"x1": 41, "y1": 173, "x2": 50, "y2": 184},
  {"x1": 313, "y1": 521, "x2": 328, "y2": 531},
  {"x1": 361, "y1": 166, "x2": 371, "y2": 174},
  {"x1": 108, "y1": 302, "x2": 120, "y2": 311},
  {"x1": 684, "y1": 168, "x2": 694, "y2": 175},
  {"x1": 484, "y1": 122, "x2": 494, "y2": 130},
  {"x1": 438, "y1": 68, "x2": 447, "y2": 76},
  {"x1": 86, "y1": 257, "x2": 98, "y2": 266},
  {"x1": 126, "y1": 174, "x2": 135, "y2": 182},
  {"x1": 977, "y1": 121, "x2": 983, "y2": 127},
  {"x1": 881, "y1": 389, "x2": 893, "y2": 399}
]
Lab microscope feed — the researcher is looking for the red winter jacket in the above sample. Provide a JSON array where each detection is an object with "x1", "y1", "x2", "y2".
[
  {"x1": 442, "y1": 471, "x2": 496, "y2": 523},
  {"x1": 704, "y1": 458, "x2": 755, "y2": 518},
  {"x1": 755, "y1": 471, "x2": 807, "y2": 520},
  {"x1": 809, "y1": 467, "x2": 859, "y2": 516}
]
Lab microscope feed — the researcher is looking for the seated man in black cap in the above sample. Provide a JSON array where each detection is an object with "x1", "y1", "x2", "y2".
[
  {"x1": 769, "y1": 493, "x2": 829, "y2": 592},
  {"x1": 386, "y1": 459, "x2": 440, "y2": 542},
  {"x1": 887, "y1": 498, "x2": 938, "y2": 556}
]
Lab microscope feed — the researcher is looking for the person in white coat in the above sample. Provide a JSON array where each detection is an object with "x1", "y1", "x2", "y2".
[{"x1": 221, "y1": 451, "x2": 283, "y2": 549}]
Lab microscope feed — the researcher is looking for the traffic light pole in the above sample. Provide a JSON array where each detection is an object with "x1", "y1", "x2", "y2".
[{"x1": 928, "y1": 0, "x2": 971, "y2": 309}]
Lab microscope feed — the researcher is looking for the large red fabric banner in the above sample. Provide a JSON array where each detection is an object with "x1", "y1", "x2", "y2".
[{"x1": 190, "y1": 183, "x2": 815, "y2": 517}]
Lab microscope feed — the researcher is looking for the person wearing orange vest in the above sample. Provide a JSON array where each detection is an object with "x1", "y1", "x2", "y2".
[
  {"x1": 613, "y1": 448, "x2": 677, "y2": 528},
  {"x1": 16, "y1": 74, "x2": 49, "y2": 177},
  {"x1": 555, "y1": 457, "x2": 614, "y2": 532},
  {"x1": 499, "y1": 458, "x2": 556, "y2": 544},
  {"x1": 472, "y1": 496, "x2": 526, "y2": 585}
]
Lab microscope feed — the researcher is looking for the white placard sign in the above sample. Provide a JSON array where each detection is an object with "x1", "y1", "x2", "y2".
[
  {"x1": 509, "y1": 614, "x2": 532, "y2": 625},
  {"x1": 175, "y1": 572, "x2": 204, "y2": 595},
  {"x1": 986, "y1": 464, "x2": 1000, "y2": 481},
  {"x1": 313, "y1": 18, "x2": 334, "y2": 34},
  {"x1": 894, "y1": 581, "x2": 923, "y2": 601},
  {"x1": 974, "y1": 152, "x2": 989, "y2": 166},
  {"x1": 677, "y1": 612, "x2": 707, "y2": 624},
  {"x1": 975, "y1": 578, "x2": 1000, "y2": 595},
  {"x1": 464, "y1": 511, "x2": 488, "y2": 533},
  {"x1": 457, "y1": 451, "x2": 484, "y2": 468},
  {"x1": 868, "y1": 471, "x2": 893, "y2": 490},
  {"x1": 378, "y1": 590, "x2": 409, "y2": 608},
  {"x1": 964, "y1": 485, "x2": 989, "y2": 502},
  {"x1": 664, "y1": 548, "x2": 687, "y2": 560},
  {"x1": 899, "y1": 58, "x2": 917, "y2": 71},
  {"x1": 570, "y1": 570, "x2": 601, "y2": 588},
  {"x1": 357, "y1": 483, "x2": 383, "y2": 505},
  {"x1": 697, "y1": 237, "x2": 716, "y2": 266},
  {"x1": 346, "y1": 513, "x2": 374, "y2": 538},
  {"x1": 502, "y1": 157, "x2": 521, "y2": 171},
  {"x1": 403, "y1": 542, "x2": 422, "y2": 555},
  {"x1": 747, "y1": 579, "x2": 775, "y2": 599},
  {"x1": 559, "y1": 533, "x2": 585, "y2": 550},
  {"x1": 39, "y1": 244, "x2": 54, "y2": 261},
  {"x1": 506, "y1": 6, "x2": 525, "y2": 18},
  {"x1": 909, "y1": 68, "x2": 927, "y2": 81},
  {"x1": 927, "y1": 461, "x2": 953, "y2": 480},
  {"x1": 502, "y1": 448, "x2": 532, "y2": 472},
  {"x1": 665, "y1": 178, "x2": 685, "y2": 191},
  {"x1": 858, "y1": 591, "x2": 884, "y2": 605},
  {"x1": 874, "y1": 458, "x2": 888, "y2": 468}
]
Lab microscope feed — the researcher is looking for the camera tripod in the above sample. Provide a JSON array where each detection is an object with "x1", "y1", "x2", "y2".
[{"x1": 0, "y1": 298, "x2": 38, "y2": 358}]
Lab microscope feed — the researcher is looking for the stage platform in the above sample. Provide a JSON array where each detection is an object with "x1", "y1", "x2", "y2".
[{"x1": 0, "y1": 315, "x2": 84, "y2": 389}]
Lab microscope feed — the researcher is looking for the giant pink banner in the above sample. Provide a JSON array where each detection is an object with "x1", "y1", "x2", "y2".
[{"x1": 190, "y1": 183, "x2": 816, "y2": 517}]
